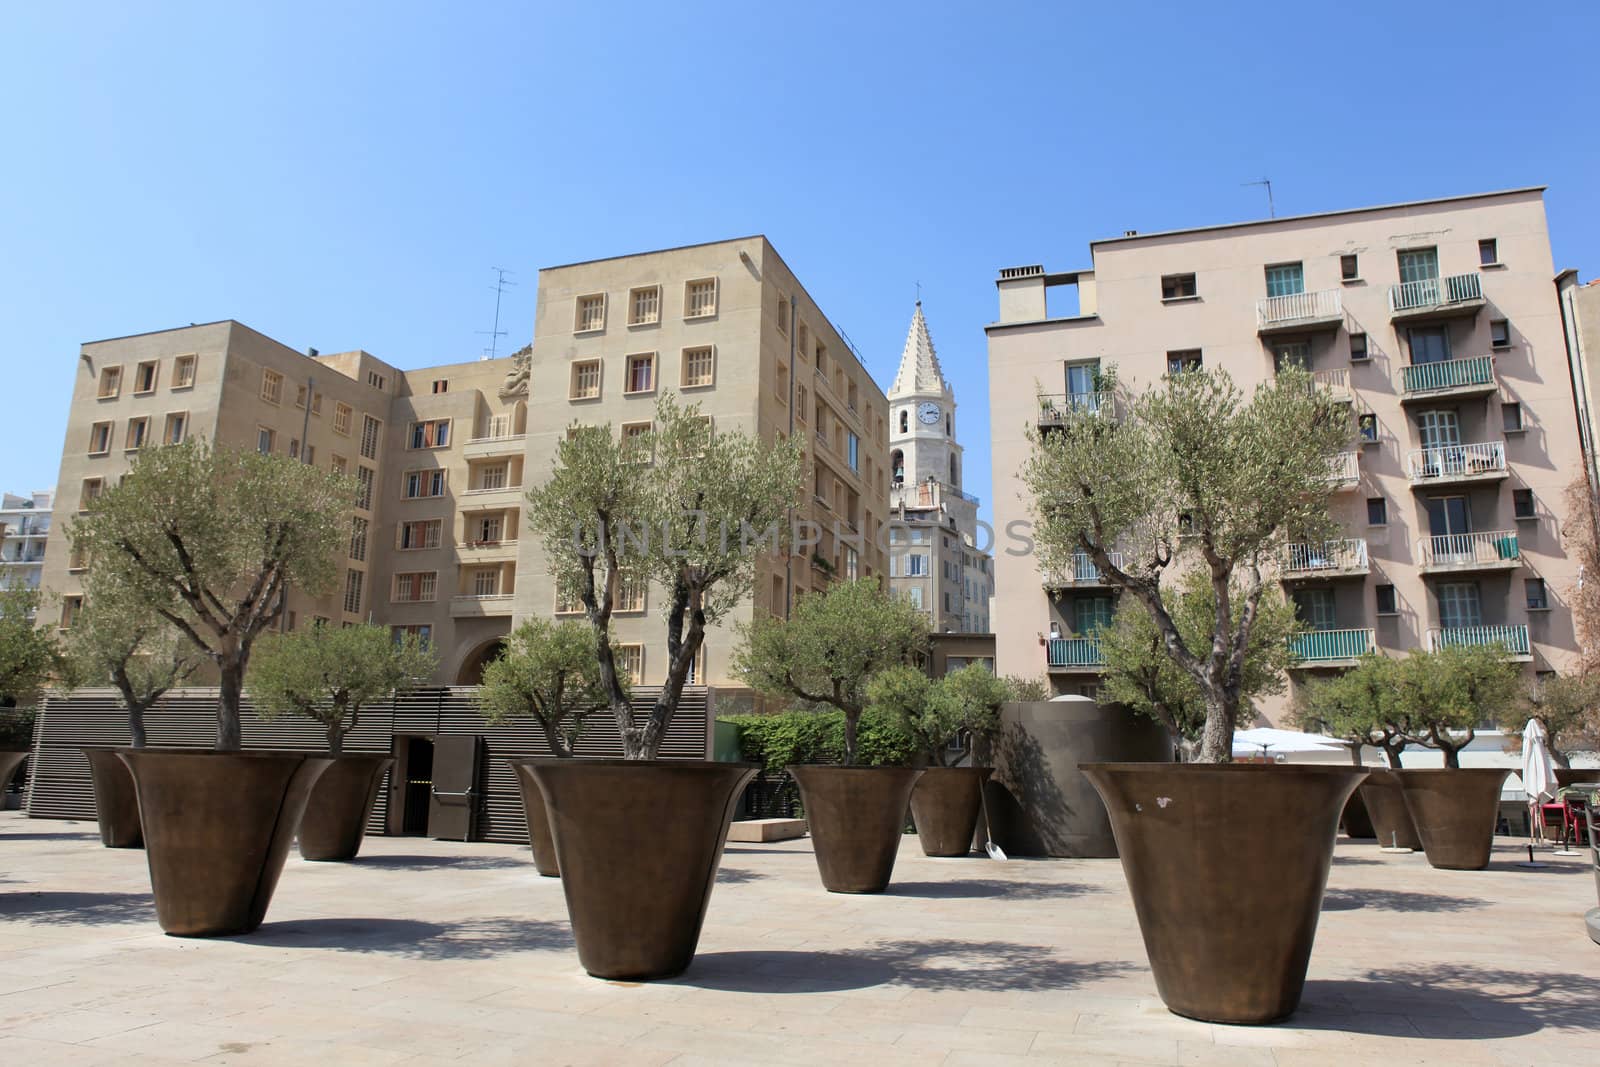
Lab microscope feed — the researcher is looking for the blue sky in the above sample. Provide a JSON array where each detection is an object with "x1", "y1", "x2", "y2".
[{"x1": 4, "y1": 2, "x2": 1597, "y2": 519}]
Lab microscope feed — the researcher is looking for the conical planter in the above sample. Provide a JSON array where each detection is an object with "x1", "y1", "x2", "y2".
[
  {"x1": 1556, "y1": 768, "x2": 1600, "y2": 788},
  {"x1": 508, "y1": 758, "x2": 560, "y2": 876},
  {"x1": 1082, "y1": 763, "x2": 1367, "y2": 1025},
  {"x1": 1359, "y1": 769, "x2": 1423, "y2": 851},
  {"x1": 788, "y1": 765, "x2": 923, "y2": 893},
  {"x1": 1339, "y1": 789, "x2": 1375, "y2": 839},
  {"x1": 909, "y1": 767, "x2": 992, "y2": 857},
  {"x1": 118, "y1": 749, "x2": 332, "y2": 937},
  {"x1": 0, "y1": 750, "x2": 28, "y2": 795},
  {"x1": 1395, "y1": 768, "x2": 1510, "y2": 871},
  {"x1": 297, "y1": 755, "x2": 394, "y2": 862},
  {"x1": 82, "y1": 747, "x2": 143, "y2": 848},
  {"x1": 524, "y1": 759, "x2": 757, "y2": 980}
]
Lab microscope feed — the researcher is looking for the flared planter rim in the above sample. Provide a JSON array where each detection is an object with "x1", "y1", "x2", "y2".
[
  {"x1": 1083, "y1": 761, "x2": 1370, "y2": 777},
  {"x1": 518, "y1": 757, "x2": 760, "y2": 771}
]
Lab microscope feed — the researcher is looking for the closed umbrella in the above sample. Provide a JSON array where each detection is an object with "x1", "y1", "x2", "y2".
[{"x1": 1516, "y1": 718, "x2": 1562, "y2": 866}]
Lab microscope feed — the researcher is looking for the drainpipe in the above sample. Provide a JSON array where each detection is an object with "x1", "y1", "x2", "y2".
[
  {"x1": 785, "y1": 288, "x2": 797, "y2": 618},
  {"x1": 299, "y1": 374, "x2": 315, "y2": 464}
]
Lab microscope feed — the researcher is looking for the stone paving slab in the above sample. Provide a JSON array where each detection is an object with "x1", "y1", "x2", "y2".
[{"x1": 1, "y1": 811, "x2": 1597, "y2": 1065}]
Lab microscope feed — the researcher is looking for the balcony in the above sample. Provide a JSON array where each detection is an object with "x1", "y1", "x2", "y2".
[
  {"x1": 1037, "y1": 391, "x2": 1117, "y2": 428},
  {"x1": 1281, "y1": 539, "x2": 1368, "y2": 581},
  {"x1": 457, "y1": 539, "x2": 520, "y2": 563},
  {"x1": 1417, "y1": 530, "x2": 1520, "y2": 574},
  {"x1": 1043, "y1": 551, "x2": 1124, "y2": 590},
  {"x1": 1399, "y1": 356, "x2": 1497, "y2": 403},
  {"x1": 450, "y1": 593, "x2": 515, "y2": 618},
  {"x1": 1256, "y1": 289, "x2": 1344, "y2": 335},
  {"x1": 1427, "y1": 624, "x2": 1532, "y2": 660},
  {"x1": 463, "y1": 432, "x2": 526, "y2": 460},
  {"x1": 1046, "y1": 636, "x2": 1105, "y2": 671},
  {"x1": 1289, "y1": 628, "x2": 1374, "y2": 668},
  {"x1": 1326, "y1": 451, "x2": 1361, "y2": 492},
  {"x1": 459, "y1": 484, "x2": 524, "y2": 510},
  {"x1": 1406, "y1": 442, "x2": 1508, "y2": 486},
  {"x1": 1388, "y1": 273, "x2": 1485, "y2": 323}
]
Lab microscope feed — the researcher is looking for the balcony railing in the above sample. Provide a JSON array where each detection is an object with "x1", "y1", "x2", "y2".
[
  {"x1": 1417, "y1": 530, "x2": 1519, "y2": 571},
  {"x1": 1326, "y1": 451, "x2": 1360, "y2": 488},
  {"x1": 1289, "y1": 628, "x2": 1374, "y2": 663},
  {"x1": 1427, "y1": 624, "x2": 1531, "y2": 657},
  {"x1": 1400, "y1": 355, "x2": 1495, "y2": 397},
  {"x1": 1388, "y1": 273, "x2": 1483, "y2": 314},
  {"x1": 1257, "y1": 289, "x2": 1342, "y2": 329},
  {"x1": 1037, "y1": 391, "x2": 1116, "y2": 425},
  {"x1": 1282, "y1": 539, "x2": 1368, "y2": 577},
  {"x1": 1045, "y1": 551, "x2": 1124, "y2": 587},
  {"x1": 1406, "y1": 441, "x2": 1507, "y2": 483},
  {"x1": 1046, "y1": 636, "x2": 1105, "y2": 668}
]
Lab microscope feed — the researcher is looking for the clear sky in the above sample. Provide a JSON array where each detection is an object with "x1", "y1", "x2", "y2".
[{"x1": 4, "y1": 1, "x2": 1597, "y2": 519}]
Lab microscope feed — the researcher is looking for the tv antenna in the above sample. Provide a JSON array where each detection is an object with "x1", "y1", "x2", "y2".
[
  {"x1": 1243, "y1": 178, "x2": 1275, "y2": 218},
  {"x1": 477, "y1": 267, "x2": 516, "y2": 360}
]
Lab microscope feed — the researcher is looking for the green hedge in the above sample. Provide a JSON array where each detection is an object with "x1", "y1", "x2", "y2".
[
  {"x1": 721, "y1": 708, "x2": 917, "y2": 772},
  {"x1": 0, "y1": 706, "x2": 35, "y2": 748}
]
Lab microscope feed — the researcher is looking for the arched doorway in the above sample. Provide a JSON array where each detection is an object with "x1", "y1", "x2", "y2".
[{"x1": 455, "y1": 638, "x2": 507, "y2": 686}]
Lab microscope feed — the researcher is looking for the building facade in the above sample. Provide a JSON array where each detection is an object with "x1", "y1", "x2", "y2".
[
  {"x1": 986, "y1": 187, "x2": 1584, "y2": 721},
  {"x1": 1, "y1": 490, "x2": 53, "y2": 593},
  {"x1": 886, "y1": 303, "x2": 992, "y2": 632}
]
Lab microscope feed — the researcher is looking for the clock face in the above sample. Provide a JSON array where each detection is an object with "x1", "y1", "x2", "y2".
[{"x1": 917, "y1": 402, "x2": 941, "y2": 425}]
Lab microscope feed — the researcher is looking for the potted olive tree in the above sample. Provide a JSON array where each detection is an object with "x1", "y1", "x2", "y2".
[
  {"x1": 735, "y1": 577, "x2": 930, "y2": 892},
  {"x1": 69, "y1": 439, "x2": 354, "y2": 936},
  {"x1": 1518, "y1": 672, "x2": 1600, "y2": 785},
  {"x1": 522, "y1": 394, "x2": 801, "y2": 979},
  {"x1": 476, "y1": 618, "x2": 619, "y2": 876},
  {"x1": 0, "y1": 584, "x2": 57, "y2": 798},
  {"x1": 247, "y1": 622, "x2": 435, "y2": 861},
  {"x1": 1022, "y1": 365, "x2": 1366, "y2": 1025},
  {"x1": 867, "y1": 662, "x2": 1007, "y2": 857}
]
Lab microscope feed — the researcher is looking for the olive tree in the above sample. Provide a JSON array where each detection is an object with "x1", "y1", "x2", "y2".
[
  {"x1": 247, "y1": 623, "x2": 435, "y2": 756},
  {"x1": 64, "y1": 591, "x2": 203, "y2": 748},
  {"x1": 868, "y1": 663, "x2": 1009, "y2": 767},
  {"x1": 70, "y1": 440, "x2": 356, "y2": 751},
  {"x1": 1291, "y1": 654, "x2": 1411, "y2": 768},
  {"x1": 0, "y1": 585, "x2": 58, "y2": 711},
  {"x1": 1023, "y1": 366, "x2": 1349, "y2": 762},
  {"x1": 1394, "y1": 643, "x2": 1522, "y2": 768},
  {"x1": 1517, "y1": 671, "x2": 1600, "y2": 768},
  {"x1": 734, "y1": 578, "x2": 929, "y2": 764},
  {"x1": 526, "y1": 394, "x2": 802, "y2": 759},
  {"x1": 476, "y1": 619, "x2": 621, "y2": 757}
]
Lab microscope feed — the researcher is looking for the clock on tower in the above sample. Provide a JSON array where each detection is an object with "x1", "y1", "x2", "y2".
[{"x1": 917, "y1": 401, "x2": 941, "y2": 425}]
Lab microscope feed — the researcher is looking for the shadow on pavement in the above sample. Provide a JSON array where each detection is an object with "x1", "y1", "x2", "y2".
[
  {"x1": 0, "y1": 890, "x2": 155, "y2": 925},
  {"x1": 339, "y1": 853, "x2": 525, "y2": 872},
  {"x1": 886, "y1": 879, "x2": 1101, "y2": 900},
  {"x1": 1321, "y1": 888, "x2": 1486, "y2": 913},
  {"x1": 1296, "y1": 965, "x2": 1600, "y2": 1039},
  {"x1": 244, "y1": 916, "x2": 572, "y2": 959}
]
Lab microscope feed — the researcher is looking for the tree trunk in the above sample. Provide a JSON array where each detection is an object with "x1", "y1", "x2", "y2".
[
  {"x1": 1195, "y1": 691, "x2": 1236, "y2": 764},
  {"x1": 842, "y1": 709, "x2": 860, "y2": 766},
  {"x1": 129, "y1": 704, "x2": 148, "y2": 749},
  {"x1": 216, "y1": 659, "x2": 244, "y2": 752},
  {"x1": 1346, "y1": 742, "x2": 1363, "y2": 766},
  {"x1": 538, "y1": 716, "x2": 574, "y2": 759},
  {"x1": 1551, "y1": 749, "x2": 1571, "y2": 770},
  {"x1": 1441, "y1": 745, "x2": 1461, "y2": 770},
  {"x1": 326, "y1": 724, "x2": 344, "y2": 758},
  {"x1": 1383, "y1": 745, "x2": 1405, "y2": 769}
]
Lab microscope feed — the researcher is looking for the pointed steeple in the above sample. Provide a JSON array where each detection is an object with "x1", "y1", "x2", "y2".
[{"x1": 891, "y1": 302, "x2": 951, "y2": 398}]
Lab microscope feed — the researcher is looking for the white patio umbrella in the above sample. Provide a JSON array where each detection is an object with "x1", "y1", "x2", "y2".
[
  {"x1": 1518, "y1": 718, "x2": 1561, "y2": 865},
  {"x1": 1232, "y1": 728, "x2": 1347, "y2": 759}
]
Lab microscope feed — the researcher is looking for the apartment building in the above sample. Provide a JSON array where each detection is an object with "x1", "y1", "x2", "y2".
[
  {"x1": 986, "y1": 187, "x2": 1583, "y2": 722},
  {"x1": 1557, "y1": 274, "x2": 1600, "y2": 528},
  {"x1": 886, "y1": 303, "x2": 993, "y2": 633},
  {"x1": 0, "y1": 490, "x2": 53, "y2": 593},
  {"x1": 517, "y1": 236, "x2": 891, "y2": 692}
]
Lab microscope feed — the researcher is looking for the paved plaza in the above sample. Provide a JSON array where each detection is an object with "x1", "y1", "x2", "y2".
[{"x1": 1, "y1": 810, "x2": 1597, "y2": 1065}]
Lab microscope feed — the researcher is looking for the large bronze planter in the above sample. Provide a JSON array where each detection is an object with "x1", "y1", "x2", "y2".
[
  {"x1": 1556, "y1": 768, "x2": 1600, "y2": 788},
  {"x1": 909, "y1": 767, "x2": 991, "y2": 857},
  {"x1": 297, "y1": 755, "x2": 394, "y2": 862},
  {"x1": 1083, "y1": 763, "x2": 1367, "y2": 1025},
  {"x1": 1395, "y1": 768, "x2": 1510, "y2": 871},
  {"x1": 788, "y1": 765, "x2": 923, "y2": 893},
  {"x1": 82, "y1": 747, "x2": 143, "y2": 848},
  {"x1": 1358, "y1": 769, "x2": 1422, "y2": 851},
  {"x1": 525, "y1": 759, "x2": 756, "y2": 980},
  {"x1": 0, "y1": 750, "x2": 27, "y2": 795},
  {"x1": 508, "y1": 758, "x2": 560, "y2": 876},
  {"x1": 118, "y1": 749, "x2": 332, "y2": 937}
]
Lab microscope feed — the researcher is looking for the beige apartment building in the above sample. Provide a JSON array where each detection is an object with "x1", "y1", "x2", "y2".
[{"x1": 986, "y1": 187, "x2": 1584, "y2": 723}]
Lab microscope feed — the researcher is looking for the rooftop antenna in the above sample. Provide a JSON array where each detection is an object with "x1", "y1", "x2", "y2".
[
  {"x1": 1243, "y1": 178, "x2": 1275, "y2": 218},
  {"x1": 477, "y1": 267, "x2": 516, "y2": 360}
]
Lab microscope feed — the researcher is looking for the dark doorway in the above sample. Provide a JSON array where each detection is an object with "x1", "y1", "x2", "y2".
[{"x1": 399, "y1": 736, "x2": 434, "y2": 835}]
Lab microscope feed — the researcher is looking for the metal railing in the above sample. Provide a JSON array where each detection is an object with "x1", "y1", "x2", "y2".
[
  {"x1": 1401, "y1": 355, "x2": 1494, "y2": 395},
  {"x1": 1046, "y1": 637, "x2": 1105, "y2": 668},
  {"x1": 1427, "y1": 624, "x2": 1531, "y2": 656},
  {"x1": 1311, "y1": 368, "x2": 1350, "y2": 395},
  {"x1": 1037, "y1": 391, "x2": 1116, "y2": 423},
  {"x1": 1417, "y1": 530, "x2": 1519, "y2": 569},
  {"x1": 1045, "y1": 551, "x2": 1124, "y2": 586},
  {"x1": 1388, "y1": 272, "x2": 1483, "y2": 313},
  {"x1": 1289, "y1": 628, "x2": 1374, "y2": 662},
  {"x1": 1282, "y1": 539, "x2": 1368, "y2": 575},
  {"x1": 1407, "y1": 441, "x2": 1506, "y2": 482},
  {"x1": 1327, "y1": 451, "x2": 1360, "y2": 485},
  {"x1": 468, "y1": 431, "x2": 525, "y2": 444},
  {"x1": 1257, "y1": 288, "x2": 1342, "y2": 328}
]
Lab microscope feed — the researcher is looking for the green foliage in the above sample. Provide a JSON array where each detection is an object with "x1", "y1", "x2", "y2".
[
  {"x1": 868, "y1": 663, "x2": 1010, "y2": 766},
  {"x1": 247, "y1": 623, "x2": 435, "y2": 756},
  {"x1": 724, "y1": 707, "x2": 917, "y2": 772},
  {"x1": 733, "y1": 578, "x2": 930, "y2": 764},
  {"x1": 0, "y1": 585, "x2": 59, "y2": 709},
  {"x1": 1393, "y1": 643, "x2": 1522, "y2": 767},
  {"x1": 476, "y1": 619, "x2": 622, "y2": 757},
  {"x1": 63, "y1": 592, "x2": 203, "y2": 747},
  {"x1": 0, "y1": 705, "x2": 35, "y2": 748},
  {"x1": 1003, "y1": 675, "x2": 1051, "y2": 703},
  {"x1": 1023, "y1": 365, "x2": 1349, "y2": 762},
  {"x1": 70, "y1": 439, "x2": 356, "y2": 751},
  {"x1": 1291, "y1": 655, "x2": 1408, "y2": 767},
  {"x1": 1518, "y1": 671, "x2": 1600, "y2": 764}
]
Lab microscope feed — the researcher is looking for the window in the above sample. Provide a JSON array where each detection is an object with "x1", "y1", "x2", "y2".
[
  {"x1": 367, "y1": 371, "x2": 387, "y2": 391},
  {"x1": 847, "y1": 431, "x2": 860, "y2": 472},
  {"x1": 1438, "y1": 582, "x2": 1482, "y2": 629},
  {"x1": 333, "y1": 402, "x2": 352, "y2": 436},
  {"x1": 615, "y1": 572, "x2": 646, "y2": 613},
  {"x1": 355, "y1": 465, "x2": 375, "y2": 510},
  {"x1": 1264, "y1": 262, "x2": 1305, "y2": 298},
  {"x1": 777, "y1": 297, "x2": 790, "y2": 334},
  {"x1": 685, "y1": 278, "x2": 717, "y2": 318},
  {"x1": 393, "y1": 572, "x2": 437, "y2": 603},
  {"x1": 1272, "y1": 341, "x2": 1311, "y2": 372},
  {"x1": 1526, "y1": 578, "x2": 1549, "y2": 611},
  {"x1": 172, "y1": 354, "x2": 197, "y2": 389},
  {"x1": 681, "y1": 346, "x2": 715, "y2": 388},
  {"x1": 1366, "y1": 497, "x2": 1388, "y2": 525},
  {"x1": 1490, "y1": 319, "x2": 1511, "y2": 349},
  {"x1": 616, "y1": 644, "x2": 645, "y2": 685},
  {"x1": 907, "y1": 553, "x2": 928, "y2": 576},
  {"x1": 408, "y1": 419, "x2": 451, "y2": 449},
  {"x1": 477, "y1": 463, "x2": 509, "y2": 491},
  {"x1": 1350, "y1": 332, "x2": 1369, "y2": 361},
  {"x1": 163, "y1": 412, "x2": 187, "y2": 445},
  {"x1": 431, "y1": 379, "x2": 449, "y2": 394},
  {"x1": 261, "y1": 369, "x2": 283, "y2": 404},
  {"x1": 60, "y1": 595, "x2": 83, "y2": 630},
  {"x1": 80, "y1": 478, "x2": 103, "y2": 511},
  {"x1": 1376, "y1": 584, "x2": 1398, "y2": 616},
  {"x1": 97, "y1": 366, "x2": 122, "y2": 399},
  {"x1": 470, "y1": 514, "x2": 504, "y2": 543},
  {"x1": 303, "y1": 444, "x2": 316, "y2": 465},
  {"x1": 620, "y1": 421, "x2": 652, "y2": 462},
  {"x1": 133, "y1": 361, "x2": 159, "y2": 394},
  {"x1": 360, "y1": 415, "x2": 381, "y2": 459},
  {"x1": 331, "y1": 454, "x2": 348, "y2": 476},
  {"x1": 68, "y1": 544, "x2": 88, "y2": 572},
  {"x1": 796, "y1": 384, "x2": 809, "y2": 422},
  {"x1": 575, "y1": 294, "x2": 606, "y2": 332},
  {"x1": 1293, "y1": 588, "x2": 1337, "y2": 631},
  {"x1": 1340, "y1": 254, "x2": 1360, "y2": 282},
  {"x1": 288, "y1": 438, "x2": 300, "y2": 460},
  {"x1": 570, "y1": 359, "x2": 602, "y2": 400},
  {"x1": 1513, "y1": 488, "x2": 1536, "y2": 519},
  {"x1": 1075, "y1": 597, "x2": 1114, "y2": 634},
  {"x1": 472, "y1": 568, "x2": 500, "y2": 597},
  {"x1": 295, "y1": 383, "x2": 309, "y2": 409},
  {"x1": 625, "y1": 353, "x2": 655, "y2": 394},
  {"x1": 349, "y1": 517, "x2": 369, "y2": 562},
  {"x1": 554, "y1": 579, "x2": 584, "y2": 615},
  {"x1": 125, "y1": 417, "x2": 149, "y2": 451},
  {"x1": 628, "y1": 286, "x2": 660, "y2": 326},
  {"x1": 1166, "y1": 349, "x2": 1202, "y2": 376},
  {"x1": 343, "y1": 569, "x2": 363, "y2": 615},
  {"x1": 403, "y1": 469, "x2": 446, "y2": 499},
  {"x1": 1358, "y1": 412, "x2": 1378, "y2": 444},
  {"x1": 1479, "y1": 238, "x2": 1499, "y2": 266},
  {"x1": 1160, "y1": 273, "x2": 1197, "y2": 300},
  {"x1": 898, "y1": 409, "x2": 907, "y2": 434},
  {"x1": 1502, "y1": 402, "x2": 1524, "y2": 433},
  {"x1": 398, "y1": 519, "x2": 442, "y2": 550},
  {"x1": 256, "y1": 427, "x2": 275, "y2": 454}
]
